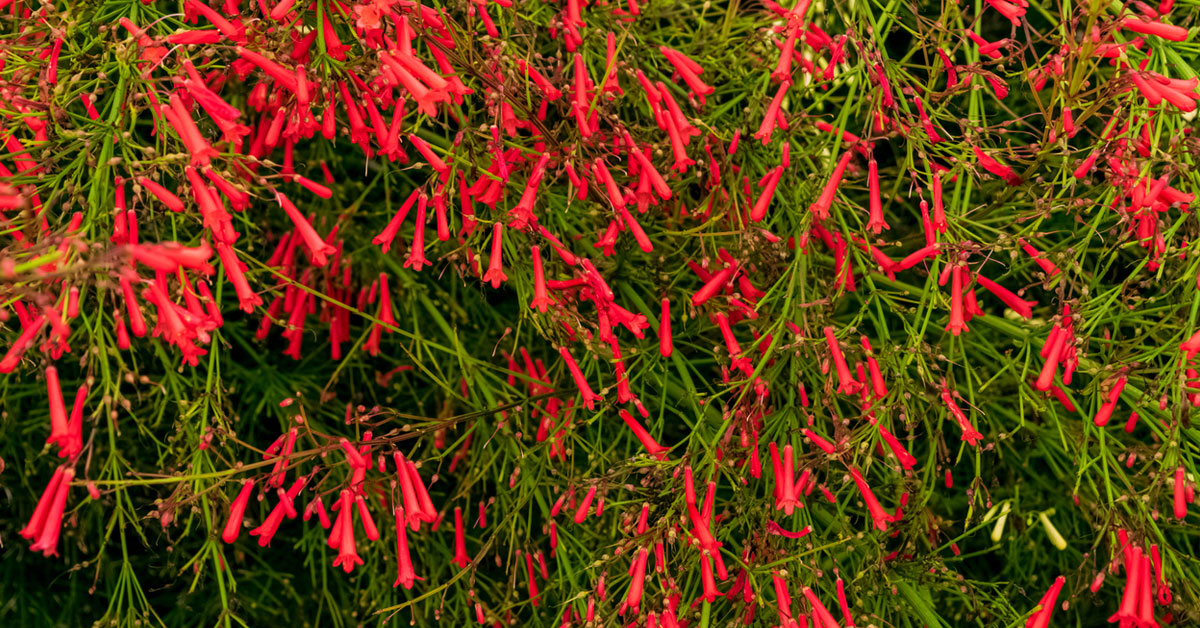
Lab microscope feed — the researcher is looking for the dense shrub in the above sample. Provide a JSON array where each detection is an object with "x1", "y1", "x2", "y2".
[{"x1": 1, "y1": 0, "x2": 1199, "y2": 626}]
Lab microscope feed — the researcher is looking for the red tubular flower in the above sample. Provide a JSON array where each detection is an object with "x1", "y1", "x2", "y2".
[
  {"x1": 453, "y1": 507, "x2": 471, "y2": 568},
  {"x1": 393, "y1": 453, "x2": 423, "y2": 529},
  {"x1": 404, "y1": 194, "x2": 430, "y2": 271},
  {"x1": 915, "y1": 97, "x2": 943, "y2": 143},
  {"x1": 27, "y1": 467, "x2": 73, "y2": 557},
  {"x1": 658, "y1": 96, "x2": 697, "y2": 172},
  {"x1": 713, "y1": 312, "x2": 749, "y2": 374},
  {"x1": 331, "y1": 490, "x2": 364, "y2": 573},
  {"x1": 0, "y1": 314, "x2": 45, "y2": 374},
  {"x1": 892, "y1": 243, "x2": 939, "y2": 272},
  {"x1": 660, "y1": 47, "x2": 713, "y2": 97},
  {"x1": 1108, "y1": 548, "x2": 1142, "y2": 625},
  {"x1": 873, "y1": 419, "x2": 917, "y2": 469},
  {"x1": 984, "y1": 0, "x2": 1026, "y2": 24},
  {"x1": 622, "y1": 548, "x2": 649, "y2": 615},
  {"x1": 972, "y1": 146, "x2": 1022, "y2": 186},
  {"x1": 1025, "y1": 576, "x2": 1065, "y2": 628},
  {"x1": 832, "y1": 232, "x2": 856, "y2": 292},
  {"x1": 1175, "y1": 466, "x2": 1188, "y2": 520},
  {"x1": 941, "y1": 386, "x2": 983, "y2": 445},
  {"x1": 975, "y1": 275, "x2": 1035, "y2": 319},
  {"x1": 629, "y1": 142, "x2": 672, "y2": 201},
  {"x1": 482, "y1": 223, "x2": 508, "y2": 288},
  {"x1": 1179, "y1": 329, "x2": 1200, "y2": 364},
  {"x1": 530, "y1": 246, "x2": 554, "y2": 312},
  {"x1": 215, "y1": 242, "x2": 263, "y2": 313},
  {"x1": 269, "y1": 0, "x2": 298, "y2": 20},
  {"x1": 117, "y1": 278, "x2": 148, "y2": 338},
  {"x1": 409, "y1": 133, "x2": 448, "y2": 175},
  {"x1": 20, "y1": 466, "x2": 66, "y2": 541},
  {"x1": 692, "y1": 267, "x2": 734, "y2": 306},
  {"x1": 620, "y1": 409, "x2": 670, "y2": 459},
  {"x1": 515, "y1": 59, "x2": 562, "y2": 100},
  {"x1": 236, "y1": 48, "x2": 297, "y2": 91},
  {"x1": 139, "y1": 178, "x2": 185, "y2": 212},
  {"x1": 392, "y1": 506, "x2": 421, "y2": 588},
  {"x1": 1137, "y1": 553, "x2": 1155, "y2": 627},
  {"x1": 574, "y1": 486, "x2": 597, "y2": 524},
  {"x1": 1034, "y1": 324, "x2": 1067, "y2": 391},
  {"x1": 836, "y1": 578, "x2": 856, "y2": 628},
  {"x1": 45, "y1": 366, "x2": 69, "y2": 448},
  {"x1": 355, "y1": 495, "x2": 380, "y2": 541},
  {"x1": 592, "y1": 158, "x2": 626, "y2": 210},
  {"x1": 699, "y1": 554, "x2": 721, "y2": 602},
  {"x1": 773, "y1": 25, "x2": 801, "y2": 84},
  {"x1": 809, "y1": 151, "x2": 853, "y2": 221},
  {"x1": 186, "y1": 168, "x2": 237, "y2": 243},
  {"x1": 937, "y1": 47, "x2": 958, "y2": 88},
  {"x1": 802, "y1": 587, "x2": 841, "y2": 628},
  {"x1": 249, "y1": 481, "x2": 301, "y2": 547},
  {"x1": 373, "y1": 189, "x2": 420, "y2": 253},
  {"x1": 221, "y1": 480, "x2": 256, "y2": 543},
  {"x1": 751, "y1": 166, "x2": 783, "y2": 223},
  {"x1": 930, "y1": 172, "x2": 947, "y2": 233},
  {"x1": 824, "y1": 326, "x2": 859, "y2": 394},
  {"x1": 754, "y1": 81, "x2": 791, "y2": 144},
  {"x1": 276, "y1": 191, "x2": 335, "y2": 267},
  {"x1": 803, "y1": 429, "x2": 835, "y2": 454},
  {"x1": 184, "y1": 79, "x2": 241, "y2": 122},
  {"x1": 848, "y1": 466, "x2": 890, "y2": 531},
  {"x1": 619, "y1": 207, "x2": 653, "y2": 252},
  {"x1": 1075, "y1": 151, "x2": 1099, "y2": 180},
  {"x1": 771, "y1": 573, "x2": 797, "y2": 628},
  {"x1": 401, "y1": 457, "x2": 438, "y2": 525},
  {"x1": 866, "y1": 158, "x2": 889, "y2": 233},
  {"x1": 1018, "y1": 238, "x2": 1061, "y2": 277},
  {"x1": 559, "y1": 346, "x2": 600, "y2": 409},
  {"x1": 1122, "y1": 18, "x2": 1189, "y2": 41},
  {"x1": 1094, "y1": 376, "x2": 1127, "y2": 427},
  {"x1": 659, "y1": 298, "x2": 674, "y2": 357},
  {"x1": 510, "y1": 153, "x2": 551, "y2": 229},
  {"x1": 946, "y1": 265, "x2": 969, "y2": 336},
  {"x1": 168, "y1": 30, "x2": 223, "y2": 45},
  {"x1": 860, "y1": 336, "x2": 888, "y2": 398},
  {"x1": 770, "y1": 443, "x2": 800, "y2": 514},
  {"x1": 571, "y1": 53, "x2": 594, "y2": 137},
  {"x1": 60, "y1": 384, "x2": 86, "y2": 460},
  {"x1": 524, "y1": 551, "x2": 541, "y2": 606},
  {"x1": 166, "y1": 94, "x2": 219, "y2": 166}
]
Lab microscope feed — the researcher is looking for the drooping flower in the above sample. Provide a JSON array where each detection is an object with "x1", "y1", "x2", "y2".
[
  {"x1": 559, "y1": 346, "x2": 601, "y2": 409},
  {"x1": 221, "y1": 480, "x2": 256, "y2": 543},
  {"x1": 44, "y1": 367, "x2": 70, "y2": 450},
  {"x1": 824, "y1": 326, "x2": 859, "y2": 394},
  {"x1": 1175, "y1": 466, "x2": 1188, "y2": 520},
  {"x1": 482, "y1": 223, "x2": 508, "y2": 288},
  {"x1": 620, "y1": 409, "x2": 670, "y2": 459},
  {"x1": 453, "y1": 506, "x2": 471, "y2": 568},
  {"x1": 332, "y1": 490, "x2": 364, "y2": 573},
  {"x1": 848, "y1": 466, "x2": 891, "y2": 531},
  {"x1": 866, "y1": 158, "x2": 889, "y2": 233},
  {"x1": 941, "y1": 385, "x2": 983, "y2": 445},
  {"x1": 276, "y1": 191, "x2": 335, "y2": 267},
  {"x1": 809, "y1": 151, "x2": 853, "y2": 221},
  {"x1": 659, "y1": 298, "x2": 674, "y2": 357},
  {"x1": 25, "y1": 467, "x2": 74, "y2": 557},
  {"x1": 972, "y1": 146, "x2": 1022, "y2": 186},
  {"x1": 404, "y1": 194, "x2": 430, "y2": 271}
]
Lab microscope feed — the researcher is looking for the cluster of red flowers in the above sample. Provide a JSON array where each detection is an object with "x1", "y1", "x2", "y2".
[{"x1": 4, "y1": 0, "x2": 1200, "y2": 624}]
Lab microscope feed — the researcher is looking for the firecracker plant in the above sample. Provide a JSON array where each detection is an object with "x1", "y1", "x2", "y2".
[{"x1": 2, "y1": 0, "x2": 1200, "y2": 626}]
